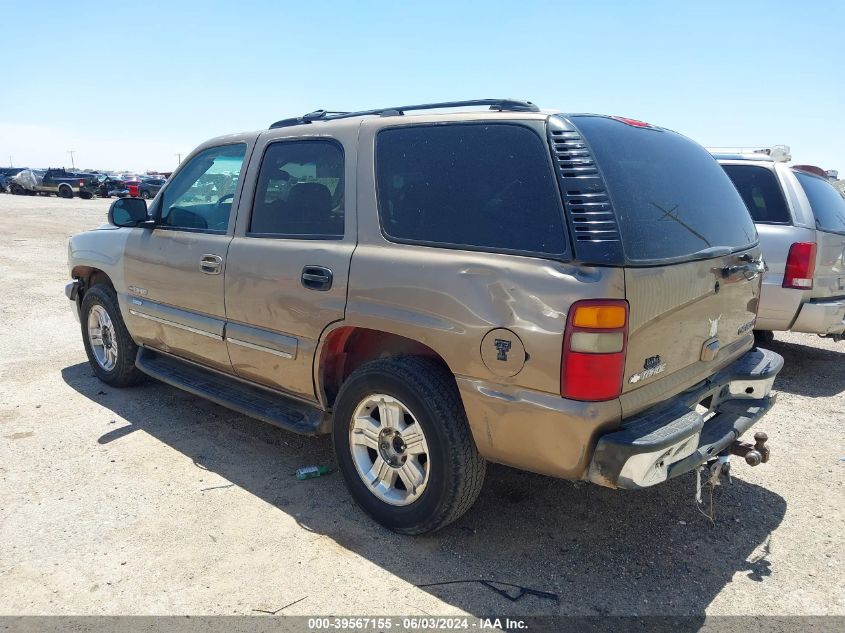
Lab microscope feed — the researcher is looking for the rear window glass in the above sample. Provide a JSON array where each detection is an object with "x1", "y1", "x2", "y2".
[
  {"x1": 794, "y1": 170, "x2": 845, "y2": 235},
  {"x1": 570, "y1": 116, "x2": 757, "y2": 263},
  {"x1": 721, "y1": 164, "x2": 791, "y2": 224},
  {"x1": 376, "y1": 124, "x2": 567, "y2": 256}
]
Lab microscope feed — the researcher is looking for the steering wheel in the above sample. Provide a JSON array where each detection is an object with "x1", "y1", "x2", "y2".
[{"x1": 216, "y1": 193, "x2": 235, "y2": 208}]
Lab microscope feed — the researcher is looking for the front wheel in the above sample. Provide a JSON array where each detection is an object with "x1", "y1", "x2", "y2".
[
  {"x1": 80, "y1": 284, "x2": 144, "y2": 387},
  {"x1": 332, "y1": 356, "x2": 486, "y2": 534}
]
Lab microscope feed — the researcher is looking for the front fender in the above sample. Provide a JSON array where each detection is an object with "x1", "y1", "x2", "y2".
[{"x1": 67, "y1": 226, "x2": 132, "y2": 294}]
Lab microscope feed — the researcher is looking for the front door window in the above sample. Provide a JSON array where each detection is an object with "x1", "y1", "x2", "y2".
[{"x1": 157, "y1": 144, "x2": 247, "y2": 232}]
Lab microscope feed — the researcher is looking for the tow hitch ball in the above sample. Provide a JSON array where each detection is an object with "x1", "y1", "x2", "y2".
[{"x1": 729, "y1": 432, "x2": 770, "y2": 466}]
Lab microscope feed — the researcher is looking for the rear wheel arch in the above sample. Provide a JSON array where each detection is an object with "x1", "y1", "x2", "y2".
[{"x1": 317, "y1": 326, "x2": 453, "y2": 408}]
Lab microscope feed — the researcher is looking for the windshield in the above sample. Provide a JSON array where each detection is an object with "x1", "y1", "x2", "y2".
[
  {"x1": 794, "y1": 170, "x2": 845, "y2": 235},
  {"x1": 570, "y1": 115, "x2": 757, "y2": 263}
]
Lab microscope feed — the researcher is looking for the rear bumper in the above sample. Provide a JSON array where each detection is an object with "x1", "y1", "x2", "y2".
[
  {"x1": 790, "y1": 297, "x2": 845, "y2": 335},
  {"x1": 587, "y1": 347, "x2": 783, "y2": 489}
]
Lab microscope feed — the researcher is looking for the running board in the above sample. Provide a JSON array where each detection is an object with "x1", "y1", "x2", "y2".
[{"x1": 135, "y1": 348, "x2": 328, "y2": 435}]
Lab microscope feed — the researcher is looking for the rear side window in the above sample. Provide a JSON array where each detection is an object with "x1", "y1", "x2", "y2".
[
  {"x1": 721, "y1": 164, "x2": 791, "y2": 224},
  {"x1": 249, "y1": 140, "x2": 344, "y2": 238},
  {"x1": 571, "y1": 116, "x2": 757, "y2": 263},
  {"x1": 376, "y1": 124, "x2": 567, "y2": 256},
  {"x1": 794, "y1": 170, "x2": 845, "y2": 235}
]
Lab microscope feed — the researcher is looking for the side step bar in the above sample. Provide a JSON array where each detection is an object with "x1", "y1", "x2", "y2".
[{"x1": 135, "y1": 348, "x2": 328, "y2": 435}]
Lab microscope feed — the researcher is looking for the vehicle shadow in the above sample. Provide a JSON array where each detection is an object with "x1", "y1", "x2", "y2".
[
  {"x1": 61, "y1": 362, "x2": 786, "y2": 618},
  {"x1": 767, "y1": 337, "x2": 845, "y2": 397}
]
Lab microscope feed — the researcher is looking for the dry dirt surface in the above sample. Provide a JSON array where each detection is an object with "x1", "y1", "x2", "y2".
[{"x1": 0, "y1": 194, "x2": 843, "y2": 617}]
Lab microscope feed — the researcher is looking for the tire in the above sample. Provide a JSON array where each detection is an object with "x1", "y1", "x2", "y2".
[
  {"x1": 140, "y1": 190, "x2": 150, "y2": 199},
  {"x1": 80, "y1": 284, "x2": 144, "y2": 387},
  {"x1": 9, "y1": 184, "x2": 22, "y2": 195},
  {"x1": 58, "y1": 185, "x2": 73, "y2": 199},
  {"x1": 753, "y1": 330, "x2": 774, "y2": 345},
  {"x1": 80, "y1": 191, "x2": 93, "y2": 200},
  {"x1": 332, "y1": 356, "x2": 486, "y2": 534}
]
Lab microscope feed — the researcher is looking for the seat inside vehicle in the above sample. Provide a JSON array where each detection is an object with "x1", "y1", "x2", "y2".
[{"x1": 253, "y1": 181, "x2": 342, "y2": 236}]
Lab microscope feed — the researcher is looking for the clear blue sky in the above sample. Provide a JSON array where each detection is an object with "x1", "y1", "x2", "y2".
[{"x1": 1, "y1": 0, "x2": 842, "y2": 172}]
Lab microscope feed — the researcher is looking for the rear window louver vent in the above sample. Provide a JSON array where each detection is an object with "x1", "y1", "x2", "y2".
[{"x1": 549, "y1": 129, "x2": 620, "y2": 244}]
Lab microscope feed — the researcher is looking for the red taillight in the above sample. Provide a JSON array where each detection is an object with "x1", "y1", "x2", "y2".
[
  {"x1": 783, "y1": 242, "x2": 816, "y2": 289},
  {"x1": 561, "y1": 299, "x2": 629, "y2": 401},
  {"x1": 610, "y1": 116, "x2": 652, "y2": 128},
  {"x1": 79, "y1": 180, "x2": 84, "y2": 186}
]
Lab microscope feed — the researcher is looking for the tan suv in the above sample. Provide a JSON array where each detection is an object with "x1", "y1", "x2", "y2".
[{"x1": 65, "y1": 99, "x2": 783, "y2": 534}]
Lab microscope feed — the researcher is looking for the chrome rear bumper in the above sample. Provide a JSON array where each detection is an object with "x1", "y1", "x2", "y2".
[{"x1": 587, "y1": 347, "x2": 783, "y2": 489}]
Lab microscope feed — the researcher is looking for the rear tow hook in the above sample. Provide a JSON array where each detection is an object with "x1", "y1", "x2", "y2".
[{"x1": 729, "y1": 432, "x2": 771, "y2": 466}]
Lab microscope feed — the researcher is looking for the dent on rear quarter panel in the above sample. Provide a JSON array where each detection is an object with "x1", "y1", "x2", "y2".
[
  {"x1": 344, "y1": 243, "x2": 626, "y2": 394},
  {"x1": 342, "y1": 245, "x2": 627, "y2": 479}
]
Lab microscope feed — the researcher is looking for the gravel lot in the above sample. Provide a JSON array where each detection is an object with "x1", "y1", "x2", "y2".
[{"x1": 0, "y1": 194, "x2": 842, "y2": 617}]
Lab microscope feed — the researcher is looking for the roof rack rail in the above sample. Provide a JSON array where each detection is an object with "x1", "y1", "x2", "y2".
[
  {"x1": 269, "y1": 99, "x2": 540, "y2": 129},
  {"x1": 707, "y1": 145, "x2": 791, "y2": 163}
]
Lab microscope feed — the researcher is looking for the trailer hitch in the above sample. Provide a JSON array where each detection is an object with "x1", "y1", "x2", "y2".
[{"x1": 729, "y1": 431, "x2": 770, "y2": 466}]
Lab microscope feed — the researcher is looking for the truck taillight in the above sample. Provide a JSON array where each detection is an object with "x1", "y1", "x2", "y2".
[
  {"x1": 561, "y1": 300, "x2": 629, "y2": 401},
  {"x1": 783, "y1": 242, "x2": 816, "y2": 289}
]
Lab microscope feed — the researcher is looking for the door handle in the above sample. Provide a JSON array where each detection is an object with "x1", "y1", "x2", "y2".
[
  {"x1": 301, "y1": 265, "x2": 333, "y2": 291},
  {"x1": 200, "y1": 254, "x2": 223, "y2": 275},
  {"x1": 721, "y1": 257, "x2": 766, "y2": 281}
]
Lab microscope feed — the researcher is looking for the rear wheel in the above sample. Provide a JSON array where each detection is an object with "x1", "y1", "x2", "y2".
[
  {"x1": 58, "y1": 185, "x2": 73, "y2": 198},
  {"x1": 140, "y1": 190, "x2": 151, "y2": 199},
  {"x1": 80, "y1": 284, "x2": 144, "y2": 387},
  {"x1": 332, "y1": 356, "x2": 486, "y2": 534}
]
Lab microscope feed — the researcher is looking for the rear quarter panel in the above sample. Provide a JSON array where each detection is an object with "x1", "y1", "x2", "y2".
[
  {"x1": 349, "y1": 116, "x2": 625, "y2": 394},
  {"x1": 343, "y1": 116, "x2": 627, "y2": 476}
]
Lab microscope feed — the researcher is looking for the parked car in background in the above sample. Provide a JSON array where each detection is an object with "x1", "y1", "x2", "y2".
[
  {"x1": 66, "y1": 100, "x2": 782, "y2": 533},
  {"x1": 95, "y1": 176, "x2": 129, "y2": 198},
  {"x1": 0, "y1": 167, "x2": 27, "y2": 193},
  {"x1": 125, "y1": 179, "x2": 141, "y2": 198},
  {"x1": 713, "y1": 146, "x2": 845, "y2": 343},
  {"x1": 10, "y1": 168, "x2": 99, "y2": 198},
  {"x1": 7, "y1": 169, "x2": 46, "y2": 195},
  {"x1": 138, "y1": 177, "x2": 166, "y2": 199}
]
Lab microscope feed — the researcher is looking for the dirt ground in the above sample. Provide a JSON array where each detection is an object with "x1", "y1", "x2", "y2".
[{"x1": 0, "y1": 194, "x2": 842, "y2": 617}]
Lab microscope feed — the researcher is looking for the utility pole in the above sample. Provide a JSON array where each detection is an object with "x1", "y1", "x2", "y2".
[
  {"x1": 67, "y1": 150, "x2": 76, "y2": 169},
  {"x1": 175, "y1": 153, "x2": 182, "y2": 165},
  {"x1": 8, "y1": 156, "x2": 11, "y2": 168}
]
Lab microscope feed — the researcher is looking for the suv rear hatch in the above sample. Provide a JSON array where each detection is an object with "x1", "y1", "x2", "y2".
[
  {"x1": 793, "y1": 169, "x2": 845, "y2": 300},
  {"x1": 560, "y1": 115, "x2": 761, "y2": 416}
]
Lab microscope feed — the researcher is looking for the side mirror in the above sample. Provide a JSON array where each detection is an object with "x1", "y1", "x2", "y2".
[{"x1": 108, "y1": 197, "x2": 152, "y2": 228}]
